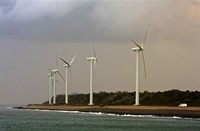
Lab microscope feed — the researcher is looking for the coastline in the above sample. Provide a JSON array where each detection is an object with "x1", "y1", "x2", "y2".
[{"x1": 15, "y1": 104, "x2": 200, "y2": 118}]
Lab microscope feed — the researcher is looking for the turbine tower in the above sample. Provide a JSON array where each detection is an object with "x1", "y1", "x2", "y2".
[
  {"x1": 130, "y1": 30, "x2": 147, "y2": 106},
  {"x1": 87, "y1": 46, "x2": 97, "y2": 105},
  {"x1": 47, "y1": 68, "x2": 53, "y2": 104},
  {"x1": 51, "y1": 55, "x2": 65, "y2": 104},
  {"x1": 60, "y1": 55, "x2": 76, "y2": 104}
]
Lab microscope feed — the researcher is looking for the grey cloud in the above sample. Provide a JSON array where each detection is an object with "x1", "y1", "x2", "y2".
[
  {"x1": 0, "y1": 0, "x2": 199, "y2": 104},
  {"x1": 1, "y1": 0, "x2": 98, "y2": 43},
  {"x1": 0, "y1": 0, "x2": 16, "y2": 13},
  {"x1": 2, "y1": 0, "x2": 197, "y2": 45}
]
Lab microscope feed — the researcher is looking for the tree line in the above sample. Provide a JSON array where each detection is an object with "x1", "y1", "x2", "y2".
[{"x1": 43, "y1": 89, "x2": 200, "y2": 106}]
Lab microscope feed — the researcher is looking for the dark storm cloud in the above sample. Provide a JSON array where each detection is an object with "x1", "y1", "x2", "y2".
[
  {"x1": 1, "y1": 0, "x2": 197, "y2": 45},
  {"x1": 2, "y1": 3, "x2": 95, "y2": 42},
  {"x1": 1, "y1": 0, "x2": 149, "y2": 43},
  {"x1": 1, "y1": 0, "x2": 100, "y2": 43}
]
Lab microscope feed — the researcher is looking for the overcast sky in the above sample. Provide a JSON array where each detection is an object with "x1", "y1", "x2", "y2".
[{"x1": 0, "y1": 0, "x2": 199, "y2": 105}]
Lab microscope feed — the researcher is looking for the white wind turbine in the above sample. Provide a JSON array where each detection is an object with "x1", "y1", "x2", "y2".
[
  {"x1": 60, "y1": 55, "x2": 76, "y2": 104},
  {"x1": 130, "y1": 30, "x2": 148, "y2": 106},
  {"x1": 47, "y1": 68, "x2": 53, "y2": 104},
  {"x1": 51, "y1": 55, "x2": 65, "y2": 104},
  {"x1": 87, "y1": 46, "x2": 97, "y2": 105}
]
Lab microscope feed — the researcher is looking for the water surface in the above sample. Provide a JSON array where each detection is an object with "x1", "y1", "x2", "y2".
[{"x1": 0, "y1": 105, "x2": 199, "y2": 131}]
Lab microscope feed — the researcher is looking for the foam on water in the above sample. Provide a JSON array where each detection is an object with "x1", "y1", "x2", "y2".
[
  {"x1": 23, "y1": 108, "x2": 200, "y2": 121},
  {"x1": 33, "y1": 109, "x2": 80, "y2": 113}
]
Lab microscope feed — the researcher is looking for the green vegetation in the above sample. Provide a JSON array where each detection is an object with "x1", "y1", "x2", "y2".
[{"x1": 43, "y1": 90, "x2": 200, "y2": 106}]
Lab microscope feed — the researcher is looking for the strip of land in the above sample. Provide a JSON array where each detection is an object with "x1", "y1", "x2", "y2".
[{"x1": 17, "y1": 104, "x2": 200, "y2": 118}]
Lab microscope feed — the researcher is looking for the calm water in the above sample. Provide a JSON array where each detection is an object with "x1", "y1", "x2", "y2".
[{"x1": 0, "y1": 105, "x2": 200, "y2": 131}]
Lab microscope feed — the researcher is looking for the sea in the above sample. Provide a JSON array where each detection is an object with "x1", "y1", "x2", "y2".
[{"x1": 0, "y1": 105, "x2": 200, "y2": 131}]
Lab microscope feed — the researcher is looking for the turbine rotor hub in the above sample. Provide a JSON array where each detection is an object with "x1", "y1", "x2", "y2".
[{"x1": 132, "y1": 47, "x2": 143, "y2": 51}]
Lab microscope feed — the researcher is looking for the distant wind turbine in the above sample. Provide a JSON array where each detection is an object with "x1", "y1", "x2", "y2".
[
  {"x1": 51, "y1": 55, "x2": 65, "y2": 104},
  {"x1": 60, "y1": 55, "x2": 76, "y2": 104},
  {"x1": 47, "y1": 67, "x2": 53, "y2": 104},
  {"x1": 87, "y1": 45, "x2": 97, "y2": 105},
  {"x1": 130, "y1": 30, "x2": 148, "y2": 106}
]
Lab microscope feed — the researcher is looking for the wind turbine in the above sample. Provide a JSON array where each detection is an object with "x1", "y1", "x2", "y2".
[
  {"x1": 87, "y1": 46, "x2": 97, "y2": 105},
  {"x1": 60, "y1": 55, "x2": 76, "y2": 104},
  {"x1": 51, "y1": 55, "x2": 65, "y2": 104},
  {"x1": 47, "y1": 68, "x2": 53, "y2": 104},
  {"x1": 130, "y1": 30, "x2": 148, "y2": 106}
]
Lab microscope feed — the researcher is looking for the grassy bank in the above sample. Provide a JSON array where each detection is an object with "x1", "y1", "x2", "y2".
[{"x1": 44, "y1": 90, "x2": 200, "y2": 106}]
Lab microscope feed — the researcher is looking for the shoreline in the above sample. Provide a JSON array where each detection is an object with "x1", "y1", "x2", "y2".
[{"x1": 16, "y1": 104, "x2": 200, "y2": 118}]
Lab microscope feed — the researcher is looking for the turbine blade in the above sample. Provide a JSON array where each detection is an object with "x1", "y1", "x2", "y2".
[
  {"x1": 60, "y1": 58, "x2": 70, "y2": 66},
  {"x1": 56, "y1": 54, "x2": 58, "y2": 69},
  {"x1": 47, "y1": 66, "x2": 53, "y2": 75},
  {"x1": 56, "y1": 79, "x2": 59, "y2": 83},
  {"x1": 47, "y1": 66, "x2": 52, "y2": 73},
  {"x1": 127, "y1": 42, "x2": 135, "y2": 48},
  {"x1": 57, "y1": 71, "x2": 65, "y2": 81},
  {"x1": 141, "y1": 51, "x2": 147, "y2": 78},
  {"x1": 70, "y1": 54, "x2": 76, "y2": 65},
  {"x1": 142, "y1": 30, "x2": 148, "y2": 48},
  {"x1": 93, "y1": 44, "x2": 96, "y2": 58},
  {"x1": 130, "y1": 39, "x2": 142, "y2": 50}
]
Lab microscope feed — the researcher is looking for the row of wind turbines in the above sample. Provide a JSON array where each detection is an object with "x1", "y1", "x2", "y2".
[{"x1": 47, "y1": 30, "x2": 148, "y2": 106}]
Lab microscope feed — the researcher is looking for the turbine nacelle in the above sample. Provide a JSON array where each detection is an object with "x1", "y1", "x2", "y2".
[
  {"x1": 63, "y1": 64, "x2": 70, "y2": 68},
  {"x1": 87, "y1": 57, "x2": 97, "y2": 61},
  {"x1": 60, "y1": 55, "x2": 76, "y2": 68},
  {"x1": 52, "y1": 69, "x2": 58, "y2": 73},
  {"x1": 47, "y1": 74, "x2": 51, "y2": 77},
  {"x1": 132, "y1": 47, "x2": 143, "y2": 51}
]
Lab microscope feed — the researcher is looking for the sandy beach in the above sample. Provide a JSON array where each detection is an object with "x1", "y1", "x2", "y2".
[{"x1": 17, "y1": 104, "x2": 200, "y2": 118}]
